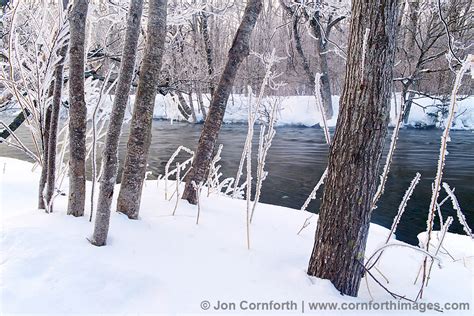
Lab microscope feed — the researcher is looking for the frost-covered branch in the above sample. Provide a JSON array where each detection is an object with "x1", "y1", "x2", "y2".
[
  {"x1": 443, "y1": 182, "x2": 473, "y2": 238},
  {"x1": 419, "y1": 57, "x2": 470, "y2": 299}
]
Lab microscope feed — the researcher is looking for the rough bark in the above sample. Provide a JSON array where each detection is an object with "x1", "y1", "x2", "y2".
[
  {"x1": 181, "y1": 0, "x2": 263, "y2": 204},
  {"x1": 307, "y1": 0, "x2": 398, "y2": 297},
  {"x1": 116, "y1": 0, "x2": 168, "y2": 219},
  {"x1": 67, "y1": 0, "x2": 88, "y2": 217},
  {"x1": 91, "y1": 0, "x2": 145, "y2": 246}
]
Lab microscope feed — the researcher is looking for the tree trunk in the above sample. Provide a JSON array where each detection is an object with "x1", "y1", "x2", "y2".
[
  {"x1": 38, "y1": 104, "x2": 52, "y2": 210},
  {"x1": 67, "y1": 0, "x2": 88, "y2": 217},
  {"x1": 201, "y1": 1, "x2": 214, "y2": 96},
  {"x1": 307, "y1": 0, "x2": 398, "y2": 297},
  {"x1": 308, "y1": 3, "x2": 333, "y2": 119},
  {"x1": 45, "y1": 0, "x2": 69, "y2": 211},
  {"x1": 401, "y1": 0, "x2": 419, "y2": 124},
  {"x1": 292, "y1": 14, "x2": 315, "y2": 93},
  {"x1": 181, "y1": 0, "x2": 263, "y2": 205},
  {"x1": 45, "y1": 45, "x2": 68, "y2": 211},
  {"x1": 176, "y1": 91, "x2": 192, "y2": 121},
  {"x1": 317, "y1": 43, "x2": 333, "y2": 119},
  {"x1": 196, "y1": 84, "x2": 207, "y2": 120},
  {"x1": 90, "y1": 0, "x2": 145, "y2": 246},
  {"x1": 116, "y1": 0, "x2": 168, "y2": 219},
  {"x1": 187, "y1": 89, "x2": 197, "y2": 123}
]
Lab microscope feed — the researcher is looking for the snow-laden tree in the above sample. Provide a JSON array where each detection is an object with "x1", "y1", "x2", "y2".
[{"x1": 181, "y1": 0, "x2": 264, "y2": 205}]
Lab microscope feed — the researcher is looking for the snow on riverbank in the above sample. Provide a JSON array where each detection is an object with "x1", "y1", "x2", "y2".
[
  {"x1": 149, "y1": 94, "x2": 474, "y2": 129},
  {"x1": 1, "y1": 157, "x2": 473, "y2": 314},
  {"x1": 2, "y1": 94, "x2": 473, "y2": 129}
]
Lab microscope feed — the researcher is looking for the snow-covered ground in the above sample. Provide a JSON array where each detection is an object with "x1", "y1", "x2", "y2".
[
  {"x1": 1, "y1": 157, "x2": 473, "y2": 315},
  {"x1": 149, "y1": 94, "x2": 474, "y2": 129}
]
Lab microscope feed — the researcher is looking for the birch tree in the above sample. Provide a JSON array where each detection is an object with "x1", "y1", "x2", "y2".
[
  {"x1": 116, "y1": 0, "x2": 168, "y2": 219},
  {"x1": 306, "y1": 0, "x2": 399, "y2": 296},
  {"x1": 91, "y1": 0, "x2": 145, "y2": 246},
  {"x1": 67, "y1": 0, "x2": 89, "y2": 217},
  {"x1": 182, "y1": 0, "x2": 264, "y2": 204}
]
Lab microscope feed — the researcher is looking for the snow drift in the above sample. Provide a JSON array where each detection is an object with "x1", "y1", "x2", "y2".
[{"x1": 0, "y1": 157, "x2": 473, "y2": 314}]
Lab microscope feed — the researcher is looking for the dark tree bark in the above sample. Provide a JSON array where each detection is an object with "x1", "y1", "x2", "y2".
[
  {"x1": 401, "y1": 0, "x2": 419, "y2": 124},
  {"x1": 307, "y1": 1, "x2": 334, "y2": 119},
  {"x1": 196, "y1": 84, "x2": 207, "y2": 120},
  {"x1": 307, "y1": 0, "x2": 399, "y2": 297},
  {"x1": 91, "y1": 0, "x2": 145, "y2": 246},
  {"x1": 45, "y1": 0, "x2": 69, "y2": 212},
  {"x1": 67, "y1": 0, "x2": 88, "y2": 217},
  {"x1": 200, "y1": 1, "x2": 215, "y2": 96},
  {"x1": 0, "y1": 108, "x2": 30, "y2": 141},
  {"x1": 38, "y1": 104, "x2": 52, "y2": 210},
  {"x1": 280, "y1": 0, "x2": 342, "y2": 119},
  {"x1": 291, "y1": 12, "x2": 315, "y2": 92},
  {"x1": 175, "y1": 91, "x2": 192, "y2": 121},
  {"x1": 116, "y1": 0, "x2": 168, "y2": 219},
  {"x1": 45, "y1": 56, "x2": 66, "y2": 211},
  {"x1": 181, "y1": 0, "x2": 264, "y2": 205}
]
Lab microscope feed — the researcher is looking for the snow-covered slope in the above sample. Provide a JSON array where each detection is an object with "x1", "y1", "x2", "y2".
[{"x1": 1, "y1": 157, "x2": 473, "y2": 314}]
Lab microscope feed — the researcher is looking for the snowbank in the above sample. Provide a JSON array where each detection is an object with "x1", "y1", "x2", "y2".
[
  {"x1": 149, "y1": 94, "x2": 474, "y2": 129},
  {"x1": 3, "y1": 94, "x2": 473, "y2": 130},
  {"x1": 1, "y1": 157, "x2": 473, "y2": 314}
]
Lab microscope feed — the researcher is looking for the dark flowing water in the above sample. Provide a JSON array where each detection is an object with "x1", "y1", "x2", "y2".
[{"x1": 1, "y1": 119, "x2": 473, "y2": 245}]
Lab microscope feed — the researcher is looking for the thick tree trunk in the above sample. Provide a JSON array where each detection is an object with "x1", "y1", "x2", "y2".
[
  {"x1": 116, "y1": 0, "x2": 168, "y2": 219},
  {"x1": 67, "y1": 0, "x2": 88, "y2": 217},
  {"x1": 181, "y1": 0, "x2": 263, "y2": 204},
  {"x1": 91, "y1": 0, "x2": 145, "y2": 246},
  {"x1": 307, "y1": 0, "x2": 398, "y2": 297}
]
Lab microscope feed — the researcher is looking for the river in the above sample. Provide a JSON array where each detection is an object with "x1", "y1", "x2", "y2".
[{"x1": 1, "y1": 119, "x2": 473, "y2": 245}]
